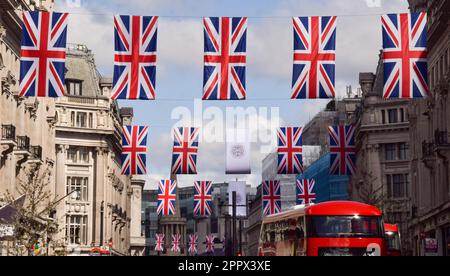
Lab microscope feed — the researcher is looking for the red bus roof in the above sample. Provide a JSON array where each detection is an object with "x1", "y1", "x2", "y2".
[
  {"x1": 305, "y1": 201, "x2": 382, "y2": 216},
  {"x1": 384, "y1": 223, "x2": 399, "y2": 232}
]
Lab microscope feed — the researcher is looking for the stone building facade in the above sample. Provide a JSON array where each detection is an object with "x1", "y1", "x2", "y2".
[
  {"x1": 53, "y1": 44, "x2": 144, "y2": 256},
  {"x1": 350, "y1": 59, "x2": 413, "y2": 254},
  {"x1": 0, "y1": 0, "x2": 56, "y2": 202},
  {"x1": 408, "y1": 0, "x2": 450, "y2": 256}
]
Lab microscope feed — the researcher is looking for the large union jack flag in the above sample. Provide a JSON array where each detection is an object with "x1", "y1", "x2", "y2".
[
  {"x1": 120, "y1": 126, "x2": 148, "y2": 175},
  {"x1": 19, "y1": 11, "x2": 68, "y2": 97},
  {"x1": 328, "y1": 125, "x2": 356, "y2": 175},
  {"x1": 154, "y1": 233, "x2": 164, "y2": 252},
  {"x1": 205, "y1": 234, "x2": 215, "y2": 253},
  {"x1": 188, "y1": 234, "x2": 198, "y2": 255},
  {"x1": 277, "y1": 127, "x2": 303, "y2": 174},
  {"x1": 296, "y1": 179, "x2": 316, "y2": 205},
  {"x1": 171, "y1": 234, "x2": 181, "y2": 253},
  {"x1": 112, "y1": 15, "x2": 158, "y2": 100},
  {"x1": 262, "y1": 180, "x2": 282, "y2": 216},
  {"x1": 194, "y1": 181, "x2": 213, "y2": 217},
  {"x1": 157, "y1": 180, "x2": 177, "y2": 216},
  {"x1": 203, "y1": 17, "x2": 247, "y2": 100},
  {"x1": 382, "y1": 12, "x2": 428, "y2": 99},
  {"x1": 291, "y1": 16, "x2": 336, "y2": 99},
  {"x1": 171, "y1": 127, "x2": 199, "y2": 175}
]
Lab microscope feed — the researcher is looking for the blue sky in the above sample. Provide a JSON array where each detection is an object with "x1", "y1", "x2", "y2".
[{"x1": 56, "y1": 0, "x2": 408, "y2": 189}]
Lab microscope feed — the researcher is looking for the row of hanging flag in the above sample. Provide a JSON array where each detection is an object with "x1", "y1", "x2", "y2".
[
  {"x1": 156, "y1": 177, "x2": 317, "y2": 217},
  {"x1": 262, "y1": 179, "x2": 316, "y2": 216},
  {"x1": 121, "y1": 125, "x2": 356, "y2": 176},
  {"x1": 154, "y1": 233, "x2": 216, "y2": 255},
  {"x1": 19, "y1": 11, "x2": 428, "y2": 100}
]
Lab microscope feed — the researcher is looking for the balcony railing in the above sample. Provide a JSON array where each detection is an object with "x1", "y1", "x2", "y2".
[
  {"x1": 16, "y1": 136, "x2": 30, "y2": 152},
  {"x1": 422, "y1": 141, "x2": 435, "y2": 157},
  {"x1": 30, "y1": 145, "x2": 43, "y2": 160},
  {"x1": 435, "y1": 129, "x2": 449, "y2": 146},
  {"x1": 1, "y1": 124, "x2": 16, "y2": 141}
]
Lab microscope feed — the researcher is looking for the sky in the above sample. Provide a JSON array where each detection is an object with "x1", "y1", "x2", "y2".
[{"x1": 55, "y1": 0, "x2": 409, "y2": 189}]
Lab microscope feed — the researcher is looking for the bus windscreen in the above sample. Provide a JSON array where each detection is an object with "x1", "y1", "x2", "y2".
[{"x1": 307, "y1": 215, "x2": 383, "y2": 238}]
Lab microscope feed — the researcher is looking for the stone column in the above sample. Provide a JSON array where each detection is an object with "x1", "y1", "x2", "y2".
[
  {"x1": 55, "y1": 144, "x2": 67, "y2": 242},
  {"x1": 93, "y1": 147, "x2": 107, "y2": 245}
]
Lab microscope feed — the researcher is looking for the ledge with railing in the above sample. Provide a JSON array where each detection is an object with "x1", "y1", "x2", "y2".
[
  {"x1": 15, "y1": 135, "x2": 30, "y2": 153},
  {"x1": 30, "y1": 145, "x2": 43, "y2": 161},
  {"x1": 1, "y1": 124, "x2": 16, "y2": 142}
]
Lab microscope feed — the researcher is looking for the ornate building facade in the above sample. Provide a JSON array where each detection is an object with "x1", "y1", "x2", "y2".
[
  {"x1": 53, "y1": 44, "x2": 145, "y2": 256},
  {"x1": 408, "y1": 0, "x2": 450, "y2": 256},
  {"x1": 0, "y1": 0, "x2": 56, "y2": 202},
  {"x1": 350, "y1": 59, "x2": 413, "y2": 254}
]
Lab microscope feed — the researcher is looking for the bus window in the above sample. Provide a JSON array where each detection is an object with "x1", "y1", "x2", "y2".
[{"x1": 307, "y1": 216, "x2": 382, "y2": 238}]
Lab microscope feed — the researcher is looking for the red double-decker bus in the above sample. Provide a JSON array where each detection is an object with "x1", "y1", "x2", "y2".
[
  {"x1": 258, "y1": 201, "x2": 386, "y2": 256},
  {"x1": 384, "y1": 223, "x2": 401, "y2": 256}
]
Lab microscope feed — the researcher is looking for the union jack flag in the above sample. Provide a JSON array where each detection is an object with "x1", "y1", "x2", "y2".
[
  {"x1": 120, "y1": 126, "x2": 148, "y2": 175},
  {"x1": 157, "y1": 180, "x2": 177, "y2": 216},
  {"x1": 328, "y1": 125, "x2": 356, "y2": 175},
  {"x1": 194, "y1": 181, "x2": 213, "y2": 217},
  {"x1": 205, "y1": 234, "x2": 215, "y2": 253},
  {"x1": 262, "y1": 180, "x2": 281, "y2": 216},
  {"x1": 382, "y1": 12, "x2": 428, "y2": 98},
  {"x1": 171, "y1": 127, "x2": 199, "y2": 175},
  {"x1": 188, "y1": 234, "x2": 198, "y2": 255},
  {"x1": 112, "y1": 15, "x2": 158, "y2": 100},
  {"x1": 291, "y1": 16, "x2": 336, "y2": 99},
  {"x1": 296, "y1": 179, "x2": 316, "y2": 205},
  {"x1": 171, "y1": 234, "x2": 181, "y2": 253},
  {"x1": 277, "y1": 127, "x2": 303, "y2": 174},
  {"x1": 19, "y1": 11, "x2": 68, "y2": 97},
  {"x1": 154, "y1": 234, "x2": 164, "y2": 252},
  {"x1": 203, "y1": 17, "x2": 247, "y2": 100}
]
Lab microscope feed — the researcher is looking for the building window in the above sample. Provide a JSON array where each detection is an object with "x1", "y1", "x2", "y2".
[
  {"x1": 381, "y1": 110, "x2": 386, "y2": 124},
  {"x1": 76, "y1": 112, "x2": 87, "y2": 128},
  {"x1": 67, "y1": 147, "x2": 90, "y2": 164},
  {"x1": 398, "y1": 143, "x2": 408, "y2": 160},
  {"x1": 66, "y1": 215, "x2": 88, "y2": 245},
  {"x1": 66, "y1": 79, "x2": 83, "y2": 96},
  {"x1": 387, "y1": 174, "x2": 409, "y2": 199},
  {"x1": 388, "y1": 109, "x2": 398, "y2": 124},
  {"x1": 400, "y1": 108, "x2": 405, "y2": 122},
  {"x1": 71, "y1": 111, "x2": 75, "y2": 127},
  {"x1": 385, "y1": 144, "x2": 396, "y2": 161},
  {"x1": 66, "y1": 176, "x2": 88, "y2": 201}
]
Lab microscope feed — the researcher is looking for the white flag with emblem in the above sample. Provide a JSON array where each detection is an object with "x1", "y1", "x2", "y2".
[{"x1": 226, "y1": 129, "x2": 251, "y2": 174}]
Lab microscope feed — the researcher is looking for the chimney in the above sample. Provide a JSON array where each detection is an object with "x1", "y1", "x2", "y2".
[
  {"x1": 359, "y1": 73, "x2": 376, "y2": 96},
  {"x1": 120, "y1": 107, "x2": 134, "y2": 126}
]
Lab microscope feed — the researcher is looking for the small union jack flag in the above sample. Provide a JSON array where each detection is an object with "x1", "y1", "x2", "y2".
[
  {"x1": 382, "y1": 13, "x2": 428, "y2": 99},
  {"x1": 262, "y1": 180, "x2": 282, "y2": 216},
  {"x1": 205, "y1": 234, "x2": 215, "y2": 253},
  {"x1": 19, "y1": 11, "x2": 68, "y2": 97},
  {"x1": 194, "y1": 181, "x2": 213, "y2": 217},
  {"x1": 112, "y1": 15, "x2": 158, "y2": 100},
  {"x1": 291, "y1": 16, "x2": 336, "y2": 99},
  {"x1": 296, "y1": 179, "x2": 316, "y2": 205},
  {"x1": 154, "y1": 233, "x2": 164, "y2": 252},
  {"x1": 277, "y1": 127, "x2": 303, "y2": 174},
  {"x1": 157, "y1": 180, "x2": 177, "y2": 216},
  {"x1": 120, "y1": 126, "x2": 148, "y2": 175},
  {"x1": 171, "y1": 127, "x2": 199, "y2": 175},
  {"x1": 171, "y1": 233, "x2": 181, "y2": 253},
  {"x1": 328, "y1": 125, "x2": 356, "y2": 175},
  {"x1": 203, "y1": 17, "x2": 247, "y2": 100},
  {"x1": 188, "y1": 234, "x2": 198, "y2": 255}
]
